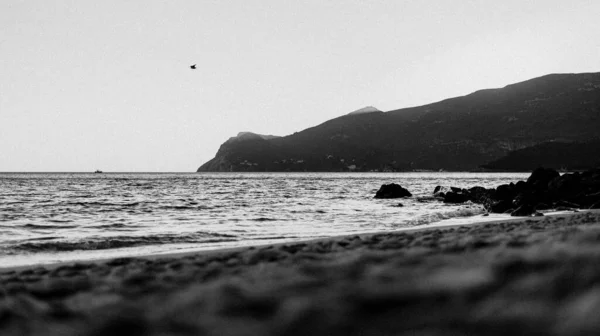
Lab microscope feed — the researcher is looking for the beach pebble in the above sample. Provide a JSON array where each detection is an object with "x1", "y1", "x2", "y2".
[{"x1": 557, "y1": 287, "x2": 600, "y2": 334}]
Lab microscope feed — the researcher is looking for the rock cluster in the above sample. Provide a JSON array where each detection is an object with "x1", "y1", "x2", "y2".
[{"x1": 436, "y1": 168, "x2": 600, "y2": 216}]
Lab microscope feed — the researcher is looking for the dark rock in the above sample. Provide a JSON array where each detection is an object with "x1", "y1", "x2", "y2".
[
  {"x1": 578, "y1": 172, "x2": 600, "y2": 195},
  {"x1": 515, "y1": 180, "x2": 528, "y2": 192},
  {"x1": 374, "y1": 184, "x2": 412, "y2": 199},
  {"x1": 578, "y1": 191, "x2": 600, "y2": 208},
  {"x1": 580, "y1": 168, "x2": 600, "y2": 181},
  {"x1": 548, "y1": 172, "x2": 581, "y2": 196},
  {"x1": 535, "y1": 203, "x2": 552, "y2": 210},
  {"x1": 495, "y1": 183, "x2": 516, "y2": 201},
  {"x1": 468, "y1": 186, "x2": 494, "y2": 206},
  {"x1": 554, "y1": 200, "x2": 581, "y2": 209},
  {"x1": 513, "y1": 190, "x2": 549, "y2": 208},
  {"x1": 468, "y1": 186, "x2": 488, "y2": 196},
  {"x1": 490, "y1": 200, "x2": 513, "y2": 214},
  {"x1": 433, "y1": 167, "x2": 600, "y2": 214},
  {"x1": 511, "y1": 204, "x2": 536, "y2": 217},
  {"x1": 527, "y1": 167, "x2": 560, "y2": 190},
  {"x1": 513, "y1": 192, "x2": 532, "y2": 207},
  {"x1": 443, "y1": 192, "x2": 469, "y2": 204},
  {"x1": 433, "y1": 186, "x2": 450, "y2": 197}
]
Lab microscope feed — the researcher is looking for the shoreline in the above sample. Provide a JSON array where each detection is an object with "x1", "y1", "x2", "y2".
[
  {"x1": 1, "y1": 209, "x2": 590, "y2": 273},
  {"x1": 2, "y1": 210, "x2": 600, "y2": 335}
]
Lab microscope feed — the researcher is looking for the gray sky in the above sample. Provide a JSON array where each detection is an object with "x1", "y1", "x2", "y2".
[{"x1": 1, "y1": 0, "x2": 599, "y2": 172}]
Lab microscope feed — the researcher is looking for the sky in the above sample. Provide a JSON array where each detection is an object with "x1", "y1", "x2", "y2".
[{"x1": 1, "y1": 0, "x2": 599, "y2": 172}]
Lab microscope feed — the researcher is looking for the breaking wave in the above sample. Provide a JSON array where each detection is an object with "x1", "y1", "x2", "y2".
[
  {"x1": 11, "y1": 232, "x2": 239, "y2": 252},
  {"x1": 404, "y1": 204, "x2": 487, "y2": 227}
]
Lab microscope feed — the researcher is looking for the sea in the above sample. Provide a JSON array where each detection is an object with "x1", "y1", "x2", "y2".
[{"x1": 0, "y1": 172, "x2": 529, "y2": 268}]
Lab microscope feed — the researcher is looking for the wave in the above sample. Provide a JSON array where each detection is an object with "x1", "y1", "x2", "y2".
[
  {"x1": 159, "y1": 205, "x2": 214, "y2": 210},
  {"x1": 11, "y1": 231, "x2": 239, "y2": 252},
  {"x1": 66, "y1": 201, "x2": 146, "y2": 207},
  {"x1": 404, "y1": 205, "x2": 487, "y2": 227},
  {"x1": 251, "y1": 217, "x2": 278, "y2": 222},
  {"x1": 23, "y1": 224, "x2": 79, "y2": 229},
  {"x1": 252, "y1": 235, "x2": 303, "y2": 240}
]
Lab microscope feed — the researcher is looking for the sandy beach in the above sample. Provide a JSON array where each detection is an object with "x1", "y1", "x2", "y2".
[{"x1": 2, "y1": 210, "x2": 600, "y2": 335}]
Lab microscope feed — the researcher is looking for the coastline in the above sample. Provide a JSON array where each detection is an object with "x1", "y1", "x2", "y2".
[
  {"x1": 3, "y1": 210, "x2": 600, "y2": 335},
  {"x1": 0, "y1": 210, "x2": 581, "y2": 273}
]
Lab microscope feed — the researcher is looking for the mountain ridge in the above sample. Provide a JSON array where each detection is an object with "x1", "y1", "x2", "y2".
[{"x1": 198, "y1": 72, "x2": 600, "y2": 172}]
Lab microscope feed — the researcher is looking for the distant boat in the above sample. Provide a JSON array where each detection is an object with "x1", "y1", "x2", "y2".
[{"x1": 94, "y1": 170, "x2": 103, "y2": 174}]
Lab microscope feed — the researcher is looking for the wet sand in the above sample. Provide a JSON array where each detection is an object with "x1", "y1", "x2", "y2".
[{"x1": 2, "y1": 210, "x2": 600, "y2": 335}]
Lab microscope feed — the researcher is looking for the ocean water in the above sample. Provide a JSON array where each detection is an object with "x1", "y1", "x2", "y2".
[{"x1": 0, "y1": 172, "x2": 528, "y2": 268}]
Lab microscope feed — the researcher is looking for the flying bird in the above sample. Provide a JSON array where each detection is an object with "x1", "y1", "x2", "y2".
[{"x1": 190, "y1": 64, "x2": 196, "y2": 70}]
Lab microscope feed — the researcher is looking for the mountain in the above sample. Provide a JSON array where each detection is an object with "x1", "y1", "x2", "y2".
[{"x1": 198, "y1": 72, "x2": 600, "y2": 172}]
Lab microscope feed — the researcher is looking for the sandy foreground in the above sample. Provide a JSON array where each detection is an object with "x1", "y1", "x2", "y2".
[{"x1": 2, "y1": 211, "x2": 600, "y2": 335}]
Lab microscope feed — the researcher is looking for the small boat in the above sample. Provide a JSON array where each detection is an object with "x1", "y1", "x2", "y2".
[{"x1": 94, "y1": 170, "x2": 103, "y2": 174}]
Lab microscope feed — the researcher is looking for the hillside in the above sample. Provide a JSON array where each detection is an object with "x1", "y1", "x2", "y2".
[{"x1": 198, "y1": 72, "x2": 600, "y2": 172}]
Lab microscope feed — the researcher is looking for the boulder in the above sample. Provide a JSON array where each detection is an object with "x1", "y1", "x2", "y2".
[
  {"x1": 579, "y1": 171, "x2": 600, "y2": 194},
  {"x1": 443, "y1": 192, "x2": 470, "y2": 204},
  {"x1": 578, "y1": 191, "x2": 600, "y2": 208},
  {"x1": 515, "y1": 180, "x2": 528, "y2": 192},
  {"x1": 527, "y1": 167, "x2": 560, "y2": 190},
  {"x1": 435, "y1": 168, "x2": 600, "y2": 213},
  {"x1": 513, "y1": 190, "x2": 550, "y2": 208},
  {"x1": 511, "y1": 204, "x2": 536, "y2": 217},
  {"x1": 553, "y1": 200, "x2": 581, "y2": 209},
  {"x1": 374, "y1": 184, "x2": 412, "y2": 199},
  {"x1": 468, "y1": 186, "x2": 494, "y2": 206},
  {"x1": 495, "y1": 183, "x2": 516, "y2": 202},
  {"x1": 512, "y1": 192, "x2": 533, "y2": 207},
  {"x1": 490, "y1": 200, "x2": 513, "y2": 214},
  {"x1": 535, "y1": 203, "x2": 552, "y2": 210},
  {"x1": 468, "y1": 186, "x2": 489, "y2": 197},
  {"x1": 433, "y1": 185, "x2": 450, "y2": 197},
  {"x1": 548, "y1": 172, "x2": 581, "y2": 197}
]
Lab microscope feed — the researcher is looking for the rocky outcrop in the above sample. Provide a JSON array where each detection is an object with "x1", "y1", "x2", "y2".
[
  {"x1": 197, "y1": 72, "x2": 600, "y2": 172},
  {"x1": 435, "y1": 167, "x2": 600, "y2": 216},
  {"x1": 374, "y1": 184, "x2": 412, "y2": 199},
  {"x1": 198, "y1": 132, "x2": 281, "y2": 172},
  {"x1": 226, "y1": 132, "x2": 280, "y2": 143}
]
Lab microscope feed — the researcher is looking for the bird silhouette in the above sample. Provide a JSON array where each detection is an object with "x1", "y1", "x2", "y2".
[{"x1": 190, "y1": 64, "x2": 196, "y2": 69}]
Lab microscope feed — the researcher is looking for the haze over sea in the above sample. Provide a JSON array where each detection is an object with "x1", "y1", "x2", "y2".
[{"x1": 0, "y1": 172, "x2": 528, "y2": 268}]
